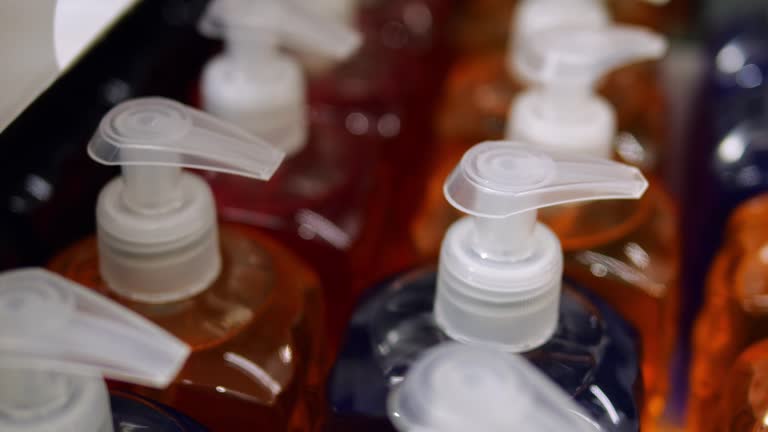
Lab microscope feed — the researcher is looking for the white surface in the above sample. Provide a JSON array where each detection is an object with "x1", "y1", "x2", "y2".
[
  {"x1": 54, "y1": 0, "x2": 137, "y2": 69},
  {"x1": 0, "y1": 0, "x2": 137, "y2": 133},
  {"x1": 0, "y1": 1, "x2": 58, "y2": 132}
]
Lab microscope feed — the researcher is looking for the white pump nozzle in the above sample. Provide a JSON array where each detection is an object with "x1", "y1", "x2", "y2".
[
  {"x1": 388, "y1": 343, "x2": 599, "y2": 432},
  {"x1": 508, "y1": 25, "x2": 667, "y2": 158},
  {"x1": 198, "y1": 0, "x2": 361, "y2": 155},
  {"x1": 0, "y1": 268, "x2": 190, "y2": 432},
  {"x1": 511, "y1": 0, "x2": 610, "y2": 52},
  {"x1": 199, "y1": 0, "x2": 361, "y2": 62},
  {"x1": 435, "y1": 141, "x2": 647, "y2": 351},
  {"x1": 92, "y1": 97, "x2": 284, "y2": 303}
]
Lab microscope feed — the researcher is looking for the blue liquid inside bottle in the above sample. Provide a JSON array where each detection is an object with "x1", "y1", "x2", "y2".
[
  {"x1": 326, "y1": 268, "x2": 641, "y2": 432},
  {"x1": 111, "y1": 391, "x2": 208, "y2": 431}
]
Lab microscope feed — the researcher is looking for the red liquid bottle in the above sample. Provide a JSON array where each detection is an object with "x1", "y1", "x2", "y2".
[
  {"x1": 298, "y1": 0, "x2": 457, "y2": 285},
  {"x1": 196, "y1": 0, "x2": 391, "y2": 340},
  {"x1": 49, "y1": 98, "x2": 328, "y2": 431}
]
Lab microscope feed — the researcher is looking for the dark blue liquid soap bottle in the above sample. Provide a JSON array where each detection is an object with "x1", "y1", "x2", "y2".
[{"x1": 326, "y1": 142, "x2": 646, "y2": 432}]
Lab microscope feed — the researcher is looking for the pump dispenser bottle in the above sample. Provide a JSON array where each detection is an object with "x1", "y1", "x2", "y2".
[
  {"x1": 388, "y1": 343, "x2": 600, "y2": 432},
  {"x1": 432, "y1": 0, "x2": 668, "y2": 196},
  {"x1": 196, "y1": 0, "x2": 391, "y2": 325},
  {"x1": 687, "y1": 193, "x2": 768, "y2": 432},
  {"x1": 327, "y1": 141, "x2": 645, "y2": 432},
  {"x1": 507, "y1": 25, "x2": 678, "y2": 428},
  {"x1": 0, "y1": 268, "x2": 204, "y2": 431},
  {"x1": 49, "y1": 98, "x2": 327, "y2": 431},
  {"x1": 413, "y1": 0, "x2": 611, "y2": 259}
]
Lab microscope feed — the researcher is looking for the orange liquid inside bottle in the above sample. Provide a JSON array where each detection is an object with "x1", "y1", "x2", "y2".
[
  {"x1": 688, "y1": 194, "x2": 768, "y2": 432},
  {"x1": 543, "y1": 184, "x2": 680, "y2": 427},
  {"x1": 712, "y1": 340, "x2": 768, "y2": 432},
  {"x1": 49, "y1": 225, "x2": 328, "y2": 432}
]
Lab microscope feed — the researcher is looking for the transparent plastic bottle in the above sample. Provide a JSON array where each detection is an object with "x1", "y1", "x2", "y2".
[
  {"x1": 687, "y1": 193, "x2": 768, "y2": 432},
  {"x1": 388, "y1": 343, "x2": 601, "y2": 432},
  {"x1": 196, "y1": 0, "x2": 391, "y2": 327},
  {"x1": 327, "y1": 141, "x2": 646, "y2": 432},
  {"x1": 0, "y1": 267, "x2": 205, "y2": 431},
  {"x1": 48, "y1": 98, "x2": 327, "y2": 431},
  {"x1": 415, "y1": 29, "x2": 677, "y2": 421}
]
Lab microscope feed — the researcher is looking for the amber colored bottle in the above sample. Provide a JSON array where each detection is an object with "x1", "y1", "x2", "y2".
[
  {"x1": 48, "y1": 98, "x2": 330, "y2": 431},
  {"x1": 543, "y1": 184, "x2": 680, "y2": 425},
  {"x1": 710, "y1": 340, "x2": 768, "y2": 432},
  {"x1": 687, "y1": 194, "x2": 768, "y2": 432},
  {"x1": 51, "y1": 226, "x2": 326, "y2": 432}
]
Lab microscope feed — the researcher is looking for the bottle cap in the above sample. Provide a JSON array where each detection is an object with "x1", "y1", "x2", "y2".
[
  {"x1": 388, "y1": 342, "x2": 599, "y2": 432},
  {"x1": 435, "y1": 141, "x2": 647, "y2": 351},
  {"x1": 92, "y1": 97, "x2": 284, "y2": 303},
  {"x1": 511, "y1": 0, "x2": 609, "y2": 57},
  {"x1": 0, "y1": 268, "x2": 190, "y2": 432},
  {"x1": 199, "y1": 0, "x2": 362, "y2": 155},
  {"x1": 507, "y1": 25, "x2": 667, "y2": 158}
]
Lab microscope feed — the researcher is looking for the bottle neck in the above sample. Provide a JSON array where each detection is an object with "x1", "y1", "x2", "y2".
[
  {"x1": 97, "y1": 173, "x2": 222, "y2": 303},
  {"x1": 0, "y1": 370, "x2": 72, "y2": 420},
  {"x1": 471, "y1": 211, "x2": 537, "y2": 261}
]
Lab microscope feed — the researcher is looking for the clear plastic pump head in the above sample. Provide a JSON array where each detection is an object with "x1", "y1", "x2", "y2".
[
  {"x1": 511, "y1": 0, "x2": 609, "y2": 54},
  {"x1": 388, "y1": 343, "x2": 599, "y2": 432},
  {"x1": 514, "y1": 25, "x2": 667, "y2": 90},
  {"x1": 508, "y1": 24, "x2": 667, "y2": 157},
  {"x1": 0, "y1": 268, "x2": 190, "y2": 432},
  {"x1": 435, "y1": 141, "x2": 647, "y2": 351},
  {"x1": 199, "y1": 0, "x2": 361, "y2": 62},
  {"x1": 91, "y1": 97, "x2": 284, "y2": 303},
  {"x1": 198, "y1": 0, "x2": 361, "y2": 154}
]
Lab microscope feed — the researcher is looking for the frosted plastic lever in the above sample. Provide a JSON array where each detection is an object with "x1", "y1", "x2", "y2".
[
  {"x1": 514, "y1": 25, "x2": 667, "y2": 91},
  {"x1": 445, "y1": 141, "x2": 648, "y2": 219},
  {"x1": 388, "y1": 343, "x2": 599, "y2": 432},
  {"x1": 434, "y1": 142, "x2": 647, "y2": 351},
  {"x1": 89, "y1": 97, "x2": 284, "y2": 211},
  {"x1": 0, "y1": 268, "x2": 190, "y2": 431},
  {"x1": 199, "y1": 0, "x2": 361, "y2": 62},
  {"x1": 0, "y1": 268, "x2": 189, "y2": 387}
]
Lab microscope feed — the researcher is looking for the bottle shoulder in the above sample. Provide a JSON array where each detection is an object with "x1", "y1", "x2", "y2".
[
  {"x1": 49, "y1": 224, "x2": 323, "y2": 403},
  {"x1": 329, "y1": 268, "x2": 640, "y2": 429}
]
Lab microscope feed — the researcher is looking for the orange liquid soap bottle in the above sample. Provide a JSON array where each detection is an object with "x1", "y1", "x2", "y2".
[
  {"x1": 48, "y1": 98, "x2": 328, "y2": 431},
  {"x1": 434, "y1": 0, "x2": 669, "y2": 178},
  {"x1": 506, "y1": 25, "x2": 678, "y2": 429},
  {"x1": 413, "y1": 0, "x2": 612, "y2": 259},
  {"x1": 710, "y1": 340, "x2": 768, "y2": 432},
  {"x1": 196, "y1": 0, "x2": 392, "y2": 330},
  {"x1": 687, "y1": 193, "x2": 768, "y2": 432}
]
